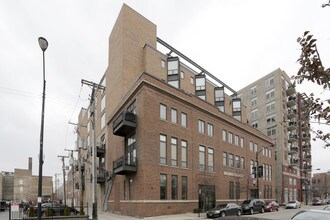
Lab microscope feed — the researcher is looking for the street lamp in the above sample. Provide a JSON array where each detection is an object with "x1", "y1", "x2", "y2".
[{"x1": 37, "y1": 37, "x2": 48, "y2": 220}]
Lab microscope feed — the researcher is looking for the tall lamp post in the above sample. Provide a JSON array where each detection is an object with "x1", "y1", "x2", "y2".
[{"x1": 37, "y1": 37, "x2": 48, "y2": 220}]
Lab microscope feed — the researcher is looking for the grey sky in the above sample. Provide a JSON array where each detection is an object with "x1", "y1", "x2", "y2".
[{"x1": 0, "y1": 0, "x2": 329, "y2": 182}]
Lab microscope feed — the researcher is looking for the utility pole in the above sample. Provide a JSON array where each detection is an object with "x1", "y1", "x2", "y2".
[
  {"x1": 69, "y1": 121, "x2": 87, "y2": 215},
  {"x1": 65, "y1": 149, "x2": 75, "y2": 208},
  {"x1": 81, "y1": 79, "x2": 105, "y2": 220},
  {"x1": 55, "y1": 173, "x2": 61, "y2": 200},
  {"x1": 58, "y1": 155, "x2": 69, "y2": 206}
]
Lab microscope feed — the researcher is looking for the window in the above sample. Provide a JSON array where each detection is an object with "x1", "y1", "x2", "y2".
[
  {"x1": 101, "y1": 113, "x2": 105, "y2": 129},
  {"x1": 208, "y1": 123, "x2": 214, "y2": 137},
  {"x1": 265, "y1": 76, "x2": 274, "y2": 87},
  {"x1": 160, "y1": 104, "x2": 167, "y2": 120},
  {"x1": 241, "y1": 157, "x2": 245, "y2": 169},
  {"x1": 269, "y1": 149, "x2": 272, "y2": 158},
  {"x1": 198, "y1": 120, "x2": 205, "y2": 134},
  {"x1": 267, "y1": 126, "x2": 276, "y2": 136},
  {"x1": 171, "y1": 175, "x2": 178, "y2": 200},
  {"x1": 215, "y1": 88, "x2": 224, "y2": 101},
  {"x1": 171, "y1": 138, "x2": 178, "y2": 166},
  {"x1": 19, "y1": 179, "x2": 23, "y2": 185},
  {"x1": 171, "y1": 108, "x2": 177, "y2": 124},
  {"x1": 266, "y1": 89, "x2": 275, "y2": 99},
  {"x1": 181, "y1": 140, "x2": 187, "y2": 168},
  {"x1": 222, "y1": 130, "x2": 227, "y2": 142},
  {"x1": 251, "y1": 109, "x2": 258, "y2": 119},
  {"x1": 254, "y1": 143, "x2": 258, "y2": 152},
  {"x1": 87, "y1": 121, "x2": 90, "y2": 133},
  {"x1": 180, "y1": 71, "x2": 184, "y2": 79},
  {"x1": 251, "y1": 120, "x2": 258, "y2": 128},
  {"x1": 235, "y1": 182, "x2": 240, "y2": 199},
  {"x1": 160, "y1": 174, "x2": 167, "y2": 200},
  {"x1": 250, "y1": 141, "x2": 254, "y2": 152},
  {"x1": 161, "y1": 59, "x2": 165, "y2": 68},
  {"x1": 266, "y1": 114, "x2": 276, "y2": 125},
  {"x1": 266, "y1": 101, "x2": 276, "y2": 112},
  {"x1": 228, "y1": 132, "x2": 233, "y2": 144},
  {"x1": 232, "y1": 99, "x2": 241, "y2": 112},
  {"x1": 20, "y1": 186, "x2": 23, "y2": 192},
  {"x1": 251, "y1": 97, "x2": 257, "y2": 107},
  {"x1": 101, "y1": 95, "x2": 106, "y2": 112},
  {"x1": 127, "y1": 100, "x2": 136, "y2": 114},
  {"x1": 228, "y1": 153, "x2": 234, "y2": 167},
  {"x1": 181, "y1": 112, "x2": 187, "y2": 127},
  {"x1": 250, "y1": 160, "x2": 254, "y2": 175},
  {"x1": 199, "y1": 146, "x2": 205, "y2": 171},
  {"x1": 269, "y1": 165, "x2": 272, "y2": 180},
  {"x1": 127, "y1": 134, "x2": 136, "y2": 165},
  {"x1": 223, "y1": 152, "x2": 227, "y2": 166},
  {"x1": 240, "y1": 137, "x2": 244, "y2": 148},
  {"x1": 234, "y1": 135, "x2": 239, "y2": 146},
  {"x1": 168, "y1": 59, "x2": 179, "y2": 75},
  {"x1": 182, "y1": 176, "x2": 187, "y2": 200},
  {"x1": 160, "y1": 135, "x2": 167, "y2": 165},
  {"x1": 208, "y1": 148, "x2": 214, "y2": 172},
  {"x1": 251, "y1": 86, "x2": 257, "y2": 95},
  {"x1": 235, "y1": 155, "x2": 240, "y2": 168},
  {"x1": 229, "y1": 181, "x2": 234, "y2": 199},
  {"x1": 196, "y1": 77, "x2": 206, "y2": 91},
  {"x1": 190, "y1": 77, "x2": 194, "y2": 84}
]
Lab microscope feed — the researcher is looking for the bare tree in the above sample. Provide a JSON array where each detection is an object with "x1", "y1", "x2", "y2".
[{"x1": 293, "y1": 31, "x2": 330, "y2": 146}]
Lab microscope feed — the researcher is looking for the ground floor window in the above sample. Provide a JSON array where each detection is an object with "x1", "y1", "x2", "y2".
[
  {"x1": 182, "y1": 176, "x2": 187, "y2": 200},
  {"x1": 171, "y1": 175, "x2": 178, "y2": 200},
  {"x1": 160, "y1": 174, "x2": 167, "y2": 200}
]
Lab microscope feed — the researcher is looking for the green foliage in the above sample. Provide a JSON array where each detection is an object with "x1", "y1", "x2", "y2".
[
  {"x1": 79, "y1": 207, "x2": 85, "y2": 215},
  {"x1": 45, "y1": 207, "x2": 53, "y2": 217}
]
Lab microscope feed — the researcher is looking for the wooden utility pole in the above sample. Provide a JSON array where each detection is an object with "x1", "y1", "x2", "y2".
[
  {"x1": 58, "y1": 155, "x2": 69, "y2": 206},
  {"x1": 81, "y1": 79, "x2": 105, "y2": 220}
]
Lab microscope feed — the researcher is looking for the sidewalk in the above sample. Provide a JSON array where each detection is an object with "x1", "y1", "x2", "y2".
[{"x1": 98, "y1": 211, "x2": 207, "y2": 220}]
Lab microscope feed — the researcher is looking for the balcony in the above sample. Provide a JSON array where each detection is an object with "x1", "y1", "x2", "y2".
[
  {"x1": 97, "y1": 145, "x2": 105, "y2": 158},
  {"x1": 113, "y1": 155, "x2": 137, "y2": 175},
  {"x1": 304, "y1": 154, "x2": 312, "y2": 161},
  {"x1": 288, "y1": 134, "x2": 298, "y2": 143},
  {"x1": 286, "y1": 85, "x2": 296, "y2": 97},
  {"x1": 287, "y1": 97, "x2": 296, "y2": 108},
  {"x1": 304, "y1": 165, "x2": 312, "y2": 171},
  {"x1": 97, "y1": 162, "x2": 106, "y2": 183},
  {"x1": 301, "y1": 113, "x2": 310, "y2": 121},
  {"x1": 302, "y1": 123, "x2": 310, "y2": 132},
  {"x1": 302, "y1": 133, "x2": 311, "y2": 141},
  {"x1": 113, "y1": 111, "x2": 136, "y2": 137},
  {"x1": 289, "y1": 159, "x2": 299, "y2": 167},
  {"x1": 302, "y1": 143, "x2": 311, "y2": 150},
  {"x1": 75, "y1": 164, "x2": 85, "y2": 172},
  {"x1": 288, "y1": 121, "x2": 298, "y2": 131},
  {"x1": 288, "y1": 146, "x2": 298, "y2": 155},
  {"x1": 287, "y1": 109, "x2": 297, "y2": 120}
]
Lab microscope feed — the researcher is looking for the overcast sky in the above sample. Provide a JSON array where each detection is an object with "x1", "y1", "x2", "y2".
[{"x1": 0, "y1": 0, "x2": 329, "y2": 184}]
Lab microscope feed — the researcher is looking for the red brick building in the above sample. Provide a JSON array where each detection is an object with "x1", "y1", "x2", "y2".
[{"x1": 77, "y1": 4, "x2": 275, "y2": 218}]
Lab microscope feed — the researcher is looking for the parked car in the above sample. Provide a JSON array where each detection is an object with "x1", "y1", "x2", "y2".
[
  {"x1": 286, "y1": 200, "x2": 301, "y2": 209},
  {"x1": 265, "y1": 201, "x2": 279, "y2": 212},
  {"x1": 291, "y1": 210, "x2": 330, "y2": 220},
  {"x1": 0, "y1": 201, "x2": 7, "y2": 211},
  {"x1": 34, "y1": 203, "x2": 78, "y2": 216},
  {"x1": 241, "y1": 199, "x2": 265, "y2": 215},
  {"x1": 312, "y1": 198, "x2": 323, "y2": 206},
  {"x1": 206, "y1": 203, "x2": 242, "y2": 218}
]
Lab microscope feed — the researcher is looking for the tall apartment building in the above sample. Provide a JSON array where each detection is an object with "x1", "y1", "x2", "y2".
[
  {"x1": 76, "y1": 4, "x2": 275, "y2": 217},
  {"x1": 237, "y1": 68, "x2": 312, "y2": 205}
]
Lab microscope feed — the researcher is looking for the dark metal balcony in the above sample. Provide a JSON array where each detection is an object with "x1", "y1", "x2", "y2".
[
  {"x1": 302, "y1": 142, "x2": 311, "y2": 150},
  {"x1": 304, "y1": 154, "x2": 312, "y2": 161},
  {"x1": 287, "y1": 97, "x2": 296, "y2": 108},
  {"x1": 288, "y1": 146, "x2": 298, "y2": 155},
  {"x1": 113, "y1": 111, "x2": 136, "y2": 137},
  {"x1": 97, "y1": 145, "x2": 105, "y2": 158},
  {"x1": 288, "y1": 121, "x2": 298, "y2": 131},
  {"x1": 288, "y1": 134, "x2": 298, "y2": 143},
  {"x1": 302, "y1": 123, "x2": 310, "y2": 131},
  {"x1": 302, "y1": 133, "x2": 311, "y2": 141},
  {"x1": 289, "y1": 159, "x2": 299, "y2": 167},
  {"x1": 287, "y1": 109, "x2": 297, "y2": 120},
  {"x1": 304, "y1": 165, "x2": 312, "y2": 171},
  {"x1": 113, "y1": 155, "x2": 137, "y2": 175},
  {"x1": 286, "y1": 85, "x2": 296, "y2": 97}
]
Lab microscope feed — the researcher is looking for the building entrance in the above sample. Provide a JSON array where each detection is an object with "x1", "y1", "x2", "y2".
[{"x1": 198, "y1": 185, "x2": 215, "y2": 212}]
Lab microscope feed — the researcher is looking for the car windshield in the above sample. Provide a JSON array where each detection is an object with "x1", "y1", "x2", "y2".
[
  {"x1": 242, "y1": 200, "x2": 251, "y2": 204},
  {"x1": 289, "y1": 201, "x2": 296, "y2": 204}
]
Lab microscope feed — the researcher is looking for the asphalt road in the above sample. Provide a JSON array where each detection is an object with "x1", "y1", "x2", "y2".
[{"x1": 0, "y1": 210, "x2": 8, "y2": 220}]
